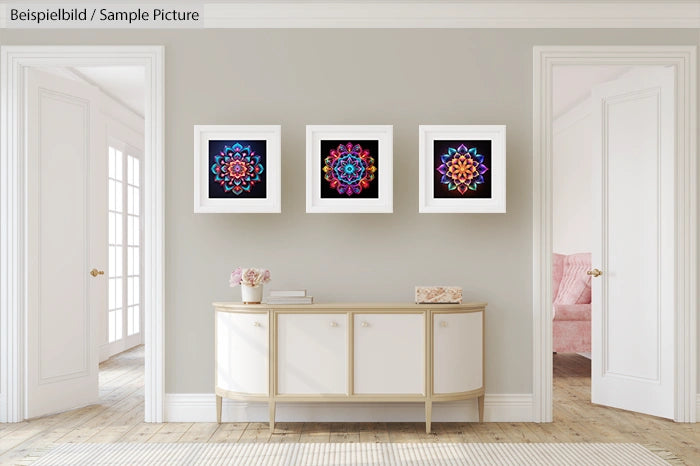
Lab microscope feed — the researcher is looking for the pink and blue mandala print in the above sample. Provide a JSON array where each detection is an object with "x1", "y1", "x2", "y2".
[
  {"x1": 323, "y1": 142, "x2": 377, "y2": 196},
  {"x1": 437, "y1": 144, "x2": 489, "y2": 195},
  {"x1": 210, "y1": 142, "x2": 264, "y2": 196}
]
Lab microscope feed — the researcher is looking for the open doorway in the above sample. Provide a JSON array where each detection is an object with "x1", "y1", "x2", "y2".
[
  {"x1": 24, "y1": 65, "x2": 145, "y2": 419},
  {"x1": 551, "y1": 66, "x2": 632, "y2": 411},
  {"x1": 532, "y1": 46, "x2": 696, "y2": 424},
  {"x1": 550, "y1": 62, "x2": 688, "y2": 420},
  {"x1": 0, "y1": 46, "x2": 164, "y2": 424}
]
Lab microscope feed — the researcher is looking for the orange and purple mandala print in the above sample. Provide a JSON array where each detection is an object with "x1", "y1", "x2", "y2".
[{"x1": 437, "y1": 144, "x2": 489, "y2": 195}]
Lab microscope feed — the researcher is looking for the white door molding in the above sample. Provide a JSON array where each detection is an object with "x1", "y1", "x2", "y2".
[
  {"x1": 0, "y1": 45, "x2": 165, "y2": 423},
  {"x1": 532, "y1": 46, "x2": 697, "y2": 422}
]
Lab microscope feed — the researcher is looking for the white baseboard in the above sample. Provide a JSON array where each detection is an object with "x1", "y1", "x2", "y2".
[
  {"x1": 696, "y1": 394, "x2": 700, "y2": 422},
  {"x1": 164, "y1": 393, "x2": 533, "y2": 423}
]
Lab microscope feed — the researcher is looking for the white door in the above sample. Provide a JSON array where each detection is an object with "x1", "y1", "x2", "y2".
[
  {"x1": 105, "y1": 140, "x2": 144, "y2": 359},
  {"x1": 26, "y1": 69, "x2": 105, "y2": 418},
  {"x1": 277, "y1": 314, "x2": 346, "y2": 395},
  {"x1": 590, "y1": 66, "x2": 675, "y2": 419},
  {"x1": 354, "y1": 313, "x2": 424, "y2": 395}
]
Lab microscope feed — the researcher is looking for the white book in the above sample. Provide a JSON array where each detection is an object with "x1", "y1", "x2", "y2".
[
  {"x1": 268, "y1": 290, "x2": 307, "y2": 297},
  {"x1": 265, "y1": 296, "x2": 314, "y2": 304},
  {"x1": 266, "y1": 296, "x2": 313, "y2": 301}
]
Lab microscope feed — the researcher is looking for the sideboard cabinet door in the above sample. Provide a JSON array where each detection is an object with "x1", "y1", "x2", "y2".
[
  {"x1": 216, "y1": 311, "x2": 268, "y2": 395},
  {"x1": 354, "y1": 313, "x2": 424, "y2": 394},
  {"x1": 433, "y1": 311, "x2": 483, "y2": 394},
  {"x1": 277, "y1": 313, "x2": 347, "y2": 395}
]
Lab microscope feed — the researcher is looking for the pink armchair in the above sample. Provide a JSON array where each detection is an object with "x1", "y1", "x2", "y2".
[{"x1": 552, "y1": 253, "x2": 591, "y2": 353}]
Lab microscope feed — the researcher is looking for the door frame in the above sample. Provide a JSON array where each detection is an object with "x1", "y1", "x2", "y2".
[
  {"x1": 532, "y1": 46, "x2": 697, "y2": 422},
  {"x1": 0, "y1": 46, "x2": 165, "y2": 423}
]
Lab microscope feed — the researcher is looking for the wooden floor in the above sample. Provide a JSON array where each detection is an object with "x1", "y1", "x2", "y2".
[{"x1": 1, "y1": 348, "x2": 698, "y2": 465}]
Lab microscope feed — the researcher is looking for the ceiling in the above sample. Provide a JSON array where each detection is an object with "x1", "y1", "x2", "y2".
[{"x1": 72, "y1": 66, "x2": 145, "y2": 117}]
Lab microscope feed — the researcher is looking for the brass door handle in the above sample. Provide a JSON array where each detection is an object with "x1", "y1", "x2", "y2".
[
  {"x1": 90, "y1": 268, "x2": 105, "y2": 277},
  {"x1": 587, "y1": 268, "x2": 603, "y2": 277}
]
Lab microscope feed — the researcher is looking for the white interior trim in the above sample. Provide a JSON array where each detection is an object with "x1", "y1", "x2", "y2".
[
  {"x1": 201, "y1": 2, "x2": 700, "y2": 29},
  {"x1": 165, "y1": 393, "x2": 533, "y2": 423},
  {"x1": 0, "y1": 45, "x2": 165, "y2": 423},
  {"x1": 532, "y1": 46, "x2": 697, "y2": 423}
]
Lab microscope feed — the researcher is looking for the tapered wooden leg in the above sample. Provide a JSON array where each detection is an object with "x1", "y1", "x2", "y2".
[
  {"x1": 477, "y1": 395, "x2": 484, "y2": 423},
  {"x1": 216, "y1": 395, "x2": 222, "y2": 424},
  {"x1": 269, "y1": 400, "x2": 276, "y2": 432},
  {"x1": 425, "y1": 400, "x2": 432, "y2": 434}
]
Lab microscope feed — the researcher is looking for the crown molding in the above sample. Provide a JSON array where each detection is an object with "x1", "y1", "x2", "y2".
[{"x1": 202, "y1": 2, "x2": 700, "y2": 29}]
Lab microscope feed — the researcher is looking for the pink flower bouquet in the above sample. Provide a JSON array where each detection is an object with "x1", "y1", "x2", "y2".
[{"x1": 230, "y1": 267, "x2": 271, "y2": 288}]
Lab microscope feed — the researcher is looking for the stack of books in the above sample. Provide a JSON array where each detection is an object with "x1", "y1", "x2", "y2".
[{"x1": 264, "y1": 290, "x2": 314, "y2": 305}]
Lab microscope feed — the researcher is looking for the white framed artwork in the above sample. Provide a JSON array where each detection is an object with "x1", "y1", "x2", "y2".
[
  {"x1": 419, "y1": 125, "x2": 506, "y2": 213},
  {"x1": 194, "y1": 125, "x2": 281, "y2": 213},
  {"x1": 306, "y1": 125, "x2": 393, "y2": 213}
]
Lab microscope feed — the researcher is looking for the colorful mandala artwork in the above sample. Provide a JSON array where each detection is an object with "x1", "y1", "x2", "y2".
[
  {"x1": 322, "y1": 142, "x2": 377, "y2": 196},
  {"x1": 210, "y1": 142, "x2": 264, "y2": 196},
  {"x1": 437, "y1": 144, "x2": 489, "y2": 195}
]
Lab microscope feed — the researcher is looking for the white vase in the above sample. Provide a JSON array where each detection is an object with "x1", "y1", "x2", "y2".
[{"x1": 241, "y1": 285, "x2": 263, "y2": 304}]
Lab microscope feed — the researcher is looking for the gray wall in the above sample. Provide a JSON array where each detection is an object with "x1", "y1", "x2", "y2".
[{"x1": 1, "y1": 28, "x2": 698, "y2": 395}]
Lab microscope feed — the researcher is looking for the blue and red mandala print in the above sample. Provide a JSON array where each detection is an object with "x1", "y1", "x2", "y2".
[
  {"x1": 209, "y1": 140, "x2": 266, "y2": 199},
  {"x1": 433, "y1": 141, "x2": 491, "y2": 199},
  {"x1": 321, "y1": 141, "x2": 379, "y2": 199}
]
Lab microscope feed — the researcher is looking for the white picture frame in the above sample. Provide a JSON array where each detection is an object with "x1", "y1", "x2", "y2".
[
  {"x1": 419, "y1": 125, "x2": 506, "y2": 213},
  {"x1": 194, "y1": 125, "x2": 281, "y2": 213},
  {"x1": 306, "y1": 125, "x2": 393, "y2": 213}
]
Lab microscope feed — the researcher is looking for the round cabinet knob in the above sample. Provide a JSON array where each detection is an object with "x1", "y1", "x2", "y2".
[
  {"x1": 361, "y1": 321, "x2": 369, "y2": 328},
  {"x1": 252, "y1": 321, "x2": 261, "y2": 327},
  {"x1": 440, "y1": 321, "x2": 448, "y2": 328},
  {"x1": 329, "y1": 321, "x2": 338, "y2": 328}
]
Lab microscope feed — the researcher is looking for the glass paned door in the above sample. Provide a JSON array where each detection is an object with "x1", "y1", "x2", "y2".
[
  {"x1": 108, "y1": 142, "x2": 143, "y2": 350},
  {"x1": 108, "y1": 147, "x2": 123, "y2": 343},
  {"x1": 126, "y1": 154, "x2": 140, "y2": 336}
]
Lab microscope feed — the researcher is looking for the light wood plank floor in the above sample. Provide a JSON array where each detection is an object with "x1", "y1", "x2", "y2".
[{"x1": 0, "y1": 348, "x2": 698, "y2": 464}]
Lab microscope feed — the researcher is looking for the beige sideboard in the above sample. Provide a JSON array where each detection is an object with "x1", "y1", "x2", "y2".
[{"x1": 214, "y1": 302, "x2": 486, "y2": 433}]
